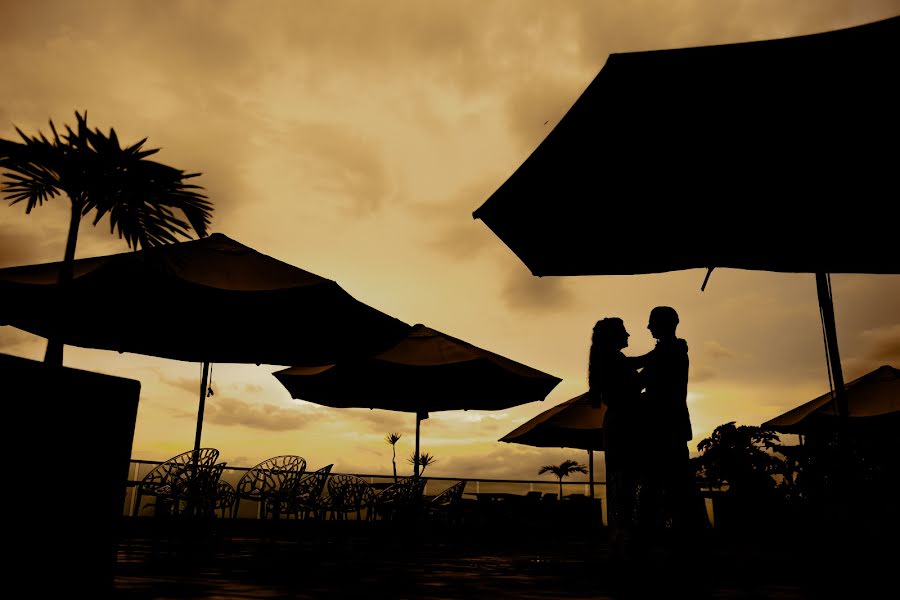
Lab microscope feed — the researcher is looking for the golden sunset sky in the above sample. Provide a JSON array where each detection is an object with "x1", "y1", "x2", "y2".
[{"x1": 2, "y1": 0, "x2": 898, "y2": 480}]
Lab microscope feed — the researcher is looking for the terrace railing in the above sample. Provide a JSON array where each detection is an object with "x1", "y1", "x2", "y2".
[{"x1": 124, "y1": 459, "x2": 612, "y2": 522}]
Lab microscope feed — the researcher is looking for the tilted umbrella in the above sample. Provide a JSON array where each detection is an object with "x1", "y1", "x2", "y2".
[
  {"x1": 273, "y1": 323, "x2": 562, "y2": 476},
  {"x1": 0, "y1": 232, "x2": 411, "y2": 453},
  {"x1": 500, "y1": 392, "x2": 605, "y2": 498},
  {"x1": 762, "y1": 365, "x2": 899, "y2": 435},
  {"x1": 474, "y1": 16, "x2": 900, "y2": 426},
  {"x1": 762, "y1": 364, "x2": 899, "y2": 524}
]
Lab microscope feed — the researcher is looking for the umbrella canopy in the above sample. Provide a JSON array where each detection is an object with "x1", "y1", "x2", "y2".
[
  {"x1": 274, "y1": 323, "x2": 561, "y2": 475},
  {"x1": 0, "y1": 232, "x2": 411, "y2": 452},
  {"x1": 500, "y1": 392, "x2": 605, "y2": 451},
  {"x1": 500, "y1": 391, "x2": 604, "y2": 500},
  {"x1": 762, "y1": 365, "x2": 899, "y2": 434},
  {"x1": 473, "y1": 16, "x2": 899, "y2": 277},
  {"x1": 0, "y1": 232, "x2": 410, "y2": 365}
]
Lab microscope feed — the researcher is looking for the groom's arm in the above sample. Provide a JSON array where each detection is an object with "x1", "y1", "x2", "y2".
[{"x1": 625, "y1": 351, "x2": 652, "y2": 369}]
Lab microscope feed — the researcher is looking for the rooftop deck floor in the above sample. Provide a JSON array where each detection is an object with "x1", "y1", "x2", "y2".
[{"x1": 108, "y1": 517, "x2": 893, "y2": 599}]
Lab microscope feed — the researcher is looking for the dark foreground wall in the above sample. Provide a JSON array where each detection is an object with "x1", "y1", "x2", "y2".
[{"x1": 2, "y1": 353, "x2": 139, "y2": 595}]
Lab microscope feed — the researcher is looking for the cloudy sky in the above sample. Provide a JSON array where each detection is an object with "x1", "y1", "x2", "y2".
[{"x1": 2, "y1": 1, "x2": 898, "y2": 481}]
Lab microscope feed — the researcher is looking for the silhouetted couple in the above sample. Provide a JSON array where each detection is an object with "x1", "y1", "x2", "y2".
[{"x1": 589, "y1": 307, "x2": 703, "y2": 561}]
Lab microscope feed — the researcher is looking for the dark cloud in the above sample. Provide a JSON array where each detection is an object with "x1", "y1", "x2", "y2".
[
  {"x1": 823, "y1": 277, "x2": 900, "y2": 379},
  {"x1": 279, "y1": 122, "x2": 395, "y2": 217},
  {"x1": 158, "y1": 374, "x2": 266, "y2": 402},
  {"x1": 429, "y1": 224, "x2": 493, "y2": 261},
  {"x1": 144, "y1": 110, "x2": 265, "y2": 225},
  {"x1": 862, "y1": 324, "x2": 900, "y2": 365},
  {"x1": 691, "y1": 364, "x2": 717, "y2": 383},
  {"x1": 501, "y1": 268, "x2": 575, "y2": 313},
  {"x1": 0, "y1": 3, "x2": 272, "y2": 228},
  {"x1": 703, "y1": 341, "x2": 734, "y2": 360},
  {"x1": 343, "y1": 408, "x2": 411, "y2": 434},
  {"x1": 202, "y1": 395, "x2": 318, "y2": 431},
  {"x1": 504, "y1": 76, "x2": 585, "y2": 153},
  {"x1": 420, "y1": 176, "x2": 509, "y2": 260},
  {"x1": 832, "y1": 276, "x2": 900, "y2": 323},
  {"x1": 572, "y1": 0, "x2": 900, "y2": 65},
  {"x1": 427, "y1": 412, "x2": 515, "y2": 437},
  {"x1": 0, "y1": 222, "x2": 66, "y2": 268},
  {"x1": 160, "y1": 375, "x2": 206, "y2": 397},
  {"x1": 269, "y1": 2, "x2": 527, "y2": 94}
]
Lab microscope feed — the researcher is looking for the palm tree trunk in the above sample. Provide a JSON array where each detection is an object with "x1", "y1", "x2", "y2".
[
  {"x1": 392, "y1": 447, "x2": 397, "y2": 483},
  {"x1": 44, "y1": 199, "x2": 82, "y2": 366},
  {"x1": 558, "y1": 478, "x2": 563, "y2": 499}
]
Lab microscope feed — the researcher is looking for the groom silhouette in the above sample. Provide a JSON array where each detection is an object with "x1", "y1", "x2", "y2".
[{"x1": 640, "y1": 306, "x2": 704, "y2": 536}]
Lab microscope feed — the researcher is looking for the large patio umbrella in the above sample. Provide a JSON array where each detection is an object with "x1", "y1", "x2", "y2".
[
  {"x1": 273, "y1": 323, "x2": 562, "y2": 476},
  {"x1": 473, "y1": 16, "x2": 900, "y2": 424},
  {"x1": 0, "y1": 232, "x2": 411, "y2": 453},
  {"x1": 499, "y1": 392, "x2": 605, "y2": 498},
  {"x1": 762, "y1": 365, "x2": 899, "y2": 435}
]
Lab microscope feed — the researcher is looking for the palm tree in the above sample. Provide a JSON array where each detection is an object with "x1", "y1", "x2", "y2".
[
  {"x1": 539, "y1": 459, "x2": 588, "y2": 499},
  {"x1": 385, "y1": 432, "x2": 402, "y2": 482},
  {"x1": 408, "y1": 452, "x2": 437, "y2": 476},
  {"x1": 0, "y1": 111, "x2": 213, "y2": 365}
]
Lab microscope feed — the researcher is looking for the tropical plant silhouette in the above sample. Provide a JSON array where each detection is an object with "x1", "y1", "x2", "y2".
[
  {"x1": 385, "y1": 432, "x2": 402, "y2": 482},
  {"x1": 693, "y1": 421, "x2": 784, "y2": 497},
  {"x1": 408, "y1": 451, "x2": 437, "y2": 476},
  {"x1": 0, "y1": 111, "x2": 213, "y2": 365},
  {"x1": 692, "y1": 421, "x2": 791, "y2": 530},
  {"x1": 539, "y1": 459, "x2": 588, "y2": 498}
]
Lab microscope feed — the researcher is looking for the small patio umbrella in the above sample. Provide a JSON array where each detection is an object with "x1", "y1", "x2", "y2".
[
  {"x1": 273, "y1": 323, "x2": 562, "y2": 476},
  {"x1": 762, "y1": 365, "x2": 899, "y2": 435},
  {"x1": 474, "y1": 16, "x2": 900, "y2": 428},
  {"x1": 762, "y1": 364, "x2": 899, "y2": 523},
  {"x1": 500, "y1": 392, "x2": 604, "y2": 498},
  {"x1": 0, "y1": 232, "x2": 411, "y2": 453}
]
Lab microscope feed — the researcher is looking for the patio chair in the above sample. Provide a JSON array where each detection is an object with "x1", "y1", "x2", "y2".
[
  {"x1": 132, "y1": 448, "x2": 220, "y2": 516},
  {"x1": 283, "y1": 464, "x2": 333, "y2": 520},
  {"x1": 214, "y1": 479, "x2": 237, "y2": 518},
  {"x1": 426, "y1": 480, "x2": 467, "y2": 525},
  {"x1": 370, "y1": 476, "x2": 428, "y2": 521},
  {"x1": 325, "y1": 474, "x2": 374, "y2": 520},
  {"x1": 171, "y1": 461, "x2": 227, "y2": 518},
  {"x1": 234, "y1": 455, "x2": 306, "y2": 520}
]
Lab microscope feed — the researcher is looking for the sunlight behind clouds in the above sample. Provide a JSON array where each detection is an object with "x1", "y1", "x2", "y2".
[{"x1": 2, "y1": 0, "x2": 898, "y2": 479}]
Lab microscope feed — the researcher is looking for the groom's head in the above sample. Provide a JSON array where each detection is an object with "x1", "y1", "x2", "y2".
[{"x1": 648, "y1": 306, "x2": 679, "y2": 340}]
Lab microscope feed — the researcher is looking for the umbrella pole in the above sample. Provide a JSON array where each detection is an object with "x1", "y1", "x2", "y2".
[
  {"x1": 588, "y1": 449, "x2": 594, "y2": 499},
  {"x1": 413, "y1": 410, "x2": 430, "y2": 478},
  {"x1": 815, "y1": 273, "x2": 849, "y2": 421},
  {"x1": 816, "y1": 273, "x2": 852, "y2": 519},
  {"x1": 193, "y1": 361, "x2": 210, "y2": 454},
  {"x1": 414, "y1": 412, "x2": 422, "y2": 478}
]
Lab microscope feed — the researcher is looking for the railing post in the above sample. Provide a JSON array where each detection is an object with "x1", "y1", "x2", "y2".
[{"x1": 129, "y1": 461, "x2": 139, "y2": 516}]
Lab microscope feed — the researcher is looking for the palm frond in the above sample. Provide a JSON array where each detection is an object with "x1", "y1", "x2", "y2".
[
  {"x1": 539, "y1": 460, "x2": 588, "y2": 478},
  {"x1": 1, "y1": 110, "x2": 214, "y2": 250},
  {"x1": 408, "y1": 452, "x2": 436, "y2": 467}
]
